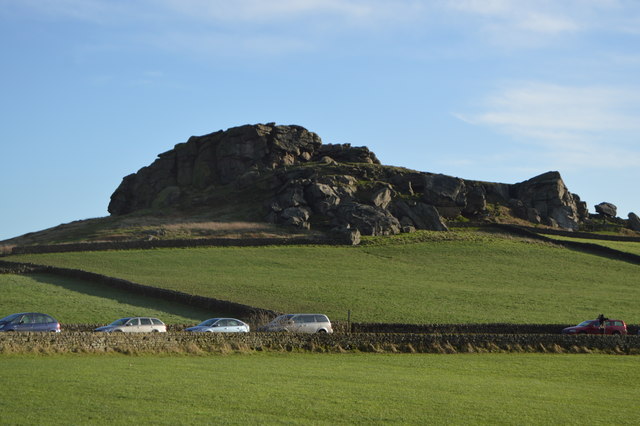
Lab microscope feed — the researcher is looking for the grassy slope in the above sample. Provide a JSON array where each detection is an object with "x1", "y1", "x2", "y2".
[
  {"x1": 0, "y1": 353, "x2": 638, "y2": 424},
  {"x1": 0, "y1": 274, "x2": 217, "y2": 324},
  {"x1": 7, "y1": 231, "x2": 640, "y2": 324}
]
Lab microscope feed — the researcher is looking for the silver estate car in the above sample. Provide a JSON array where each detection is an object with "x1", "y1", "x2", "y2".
[
  {"x1": 258, "y1": 314, "x2": 333, "y2": 333},
  {"x1": 95, "y1": 317, "x2": 166, "y2": 333}
]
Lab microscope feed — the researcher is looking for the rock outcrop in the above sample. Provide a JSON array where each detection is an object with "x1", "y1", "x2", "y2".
[
  {"x1": 511, "y1": 172, "x2": 588, "y2": 231},
  {"x1": 595, "y1": 202, "x2": 617, "y2": 218},
  {"x1": 109, "y1": 123, "x2": 591, "y2": 236},
  {"x1": 108, "y1": 123, "x2": 378, "y2": 216}
]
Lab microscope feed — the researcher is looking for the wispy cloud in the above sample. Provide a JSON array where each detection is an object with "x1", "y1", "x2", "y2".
[
  {"x1": 2, "y1": 0, "x2": 428, "y2": 57},
  {"x1": 6, "y1": 0, "x2": 639, "y2": 55},
  {"x1": 448, "y1": 0, "x2": 580, "y2": 34},
  {"x1": 4, "y1": 0, "x2": 424, "y2": 26},
  {"x1": 456, "y1": 82, "x2": 640, "y2": 169},
  {"x1": 444, "y1": 0, "x2": 640, "y2": 47},
  {"x1": 159, "y1": 0, "x2": 374, "y2": 23}
]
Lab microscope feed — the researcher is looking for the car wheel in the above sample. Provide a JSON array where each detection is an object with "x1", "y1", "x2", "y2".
[
  {"x1": 612, "y1": 331, "x2": 621, "y2": 335},
  {"x1": 152, "y1": 329, "x2": 159, "y2": 332},
  {"x1": 114, "y1": 330, "x2": 124, "y2": 333},
  {"x1": 317, "y1": 329, "x2": 328, "y2": 333}
]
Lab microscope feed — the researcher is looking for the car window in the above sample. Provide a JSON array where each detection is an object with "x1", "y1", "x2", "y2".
[
  {"x1": 127, "y1": 318, "x2": 140, "y2": 326},
  {"x1": 152, "y1": 319, "x2": 164, "y2": 326},
  {"x1": 33, "y1": 314, "x2": 49, "y2": 324},
  {"x1": 315, "y1": 315, "x2": 328, "y2": 323},
  {"x1": 228, "y1": 320, "x2": 241, "y2": 326},
  {"x1": 613, "y1": 321, "x2": 623, "y2": 326},
  {"x1": 22, "y1": 315, "x2": 33, "y2": 324},
  {"x1": 140, "y1": 318, "x2": 152, "y2": 326}
]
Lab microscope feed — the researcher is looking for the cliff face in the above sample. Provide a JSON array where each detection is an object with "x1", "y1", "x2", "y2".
[{"x1": 109, "y1": 123, "x2": 588, "y2": 234}]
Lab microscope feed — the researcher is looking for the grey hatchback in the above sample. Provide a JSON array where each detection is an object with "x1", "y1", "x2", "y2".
[{"x1": 0, "y1": 312, "x2": 61, "y2": 332}]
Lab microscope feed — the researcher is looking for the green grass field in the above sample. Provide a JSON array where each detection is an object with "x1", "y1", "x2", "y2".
[
  {"x1": 0, "y1": 353, "x2": 638, "y2": 424},
  {"x1": 6, "y1": 231, "x2": 640, "y2": 324},
  {"x1": 542, "y1": 234, "x2": 640, "y2": 256},
  {"x1": 0, "y1": 274, "x2": 217, "y2": 325}
]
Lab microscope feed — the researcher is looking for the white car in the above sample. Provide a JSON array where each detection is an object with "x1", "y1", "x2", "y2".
[
  {"x1": 95, "y1": 317, "x2": 166, "y2": 333},
  {"x1": 184, "y1": 318, "x2": 249, "y2": 333}
]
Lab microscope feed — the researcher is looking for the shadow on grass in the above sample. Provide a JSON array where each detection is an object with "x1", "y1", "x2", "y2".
[{"x1": 27, "y1": 273, "x2": 239, "y2": 323}]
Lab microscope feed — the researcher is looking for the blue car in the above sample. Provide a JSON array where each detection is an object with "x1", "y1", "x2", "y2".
[{"x1": 0, "y1": 312, "x2": 61, "y2": 332}]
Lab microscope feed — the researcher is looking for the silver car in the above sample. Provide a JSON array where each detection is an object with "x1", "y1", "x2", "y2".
[
  {"x1": 258, "y1": 314, "x2": 333, "y2": 333},
  {"x1": 185, "y1": 318, "x2": 249, "y2": 333},
  {"x1": 95, "y1": 317, "x2": 166, "y2": 333}
]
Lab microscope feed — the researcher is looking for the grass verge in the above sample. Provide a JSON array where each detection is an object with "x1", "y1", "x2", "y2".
[{"x1": 0, "y1": 353, "x2": 638, "y2": 424}]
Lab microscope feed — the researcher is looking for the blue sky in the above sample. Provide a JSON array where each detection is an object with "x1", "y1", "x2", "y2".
[{"x1": 1, "y1": 0, "x2": 639, "y2": 241}]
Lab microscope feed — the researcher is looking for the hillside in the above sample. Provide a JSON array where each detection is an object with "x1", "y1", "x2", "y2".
[{"x1": 6, "y1": 229, "x2": 640, "y2": 324}]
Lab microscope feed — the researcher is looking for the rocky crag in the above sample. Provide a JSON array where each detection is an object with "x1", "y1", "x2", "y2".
[{"x1": 109, "y1": 123, "x2": 592, "y2": 239}]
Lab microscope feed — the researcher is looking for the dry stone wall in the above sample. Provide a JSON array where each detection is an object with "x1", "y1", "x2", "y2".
[{"x1": 2, "y1": 332, "x2": 639, "y2": 355}]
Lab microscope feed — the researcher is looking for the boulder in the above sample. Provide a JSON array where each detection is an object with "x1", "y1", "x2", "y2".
[
  {"x1": 462, "y1": 184, "x2": 487, "y2": 216},
  {"x1": 305, "y1": 183, "x2": 341, "y2": 215},
  {"x1": 371, "y1": 186, "x2": 393, "y2": 209},
  {"x1": 595, "y1": 202, "x2": 617, "y2": 218},
  {"x1": 315, "y1": 143, "x2": 380, "y2": 164},
  {"x1": 281, "y1": 206, "x2": 311, "y2": 229},
  {"x1": 628, "y1": 213, "x2": 640, "y2": 232},
  {"x1": 278, "y1": 185, "x2": 307, "y2": 208},
  {"x1": 335, "y1": 202, "x2": 401, "y2": 236},
  {"x1": 512, "y1": 171, "x2": 585, "y2": 231},
  {"x1": 393, "y1": 201, "x2": 448, "y2": 231},
  {"x1": 422, "y1": 174, "x2": 466, "y2": 211}
]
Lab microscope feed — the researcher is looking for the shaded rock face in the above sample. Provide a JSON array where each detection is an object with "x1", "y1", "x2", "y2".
[
  {"x1": 629, "y1": 213, "x2": 640, "y2": 232},
  {"x1": 109, "y1": 123, "x2": 591, "y2": 235},
  {"x1": 109, "y1": 123, "x2": 379, "y2": 216}
]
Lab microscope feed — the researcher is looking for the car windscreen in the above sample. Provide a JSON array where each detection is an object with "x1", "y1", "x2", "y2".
[
  {"x1": 271, "y1": 315, "x2": 293, "y2": 324},
  {"x1": 0, "y1": 313, "x2": 22, "y2": 324},
  {"x1": 199, "y1": 319, "x2": 220, "y2": 327},
  {"x1": 109, "y1": 318, "x2": 130, "y2": 326},
  {"x1": 577, "y1": 320, "x2": 595, "y2": 327}
]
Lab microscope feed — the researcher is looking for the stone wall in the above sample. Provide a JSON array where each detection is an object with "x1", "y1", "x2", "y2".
[
  {"x1": 7, "y1": 235, "x2": 348, "y2": 256},
  {"x1": 2, "y1": 332, "x2": 639, "y2": 355}
]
